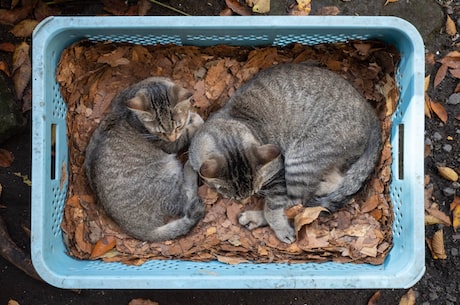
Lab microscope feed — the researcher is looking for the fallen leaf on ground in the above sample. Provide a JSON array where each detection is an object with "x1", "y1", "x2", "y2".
[
  {"x1": 315, "y1": 6, "x2": 340, "y2": 15},
  {"x1": 429, "y1": 100, "x2": 448, "y2": 123},
  {"x1": 446, "y1": 15, "x2": 457, "y2": 36},
  {"x1": 384, "y1": 0, "x2": 398, "y2": 5},
  {"x1": 0, "y1": 6, "x2": 31, "y2": 24},
  {"x1": 9, "y1": 19, "x2": 39, "y2": 38},
  {"x1": 252, "y1": 0, "x2": 270, "y2": 14},
  {"x1": 0, "y1": 149, "x2": 14, "y2": 167},
  {"x1": 367, "y1": 290, "x2": 381, "y2": 305},
  {"x1": 426, "y1": 229, "x2": 447, "y2": 260},
  {"x1": 434, "y1": 63, "x2": 448, "y2": 87},
  {"x1": 226, "y1": 0, "x2": 252, "y2": 15},
  {"x1": 437, "y1": 166, "x2": 459, "y2": 182},
  {"x1": 0, "y1": 61, "x2": 10, "y2": 76},
  {"x1": 128, "y1": 299, "x2": 159, "y2": 305},
  {"x1": 0, "y1": 42, "x2": 15, "y2": 52},
  {"x1": 451, "y1": 196, "x2": 460, "y2": 231},
  {"x1": 7, "y1": 300, "x2": 20, "y2": 305},
  {"x1": 13, "y1": 172, "x2": 32, "y2": 186},
  {"x1": 290, "y1": 0, "x2": 311, "y2": 15},
  {"x1": 398, "y1": 288, "x2": 416, "y2": 305}
]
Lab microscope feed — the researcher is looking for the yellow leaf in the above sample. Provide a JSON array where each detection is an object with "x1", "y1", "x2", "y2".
[
  {"x1": 292, "y1": 0, "x2": 311, "y2": 14},
  {"x1": 451, "y1": 197, "x2": 460, "y2": 230},
  {"x1": 8, "y1": 300, "x2": 20, "y2": 305},
  {"x1": 424, "y1": 75, "x2": 430, "y2": 92},
  {"x1": 446, "y1": 15, "x2": 457, "y2": 36},
  {"x1": 252, "y1": 0, "x2": 270, "y2": 13},
  {"x1": 384, "y1": 0, "x2": 398, "y2": 5},
  {"x1": 437, "y1": 166, "x2": 459, "y2": 182},
  {"x1": 398, "y1": 288, "x2": 416, "y2": 305},
  {"x1": 424, "y1": 95, "x2": 432, "y2": 118},
  {"x1": 427, "y1": 229, "x2": 447, "y2": 260}
]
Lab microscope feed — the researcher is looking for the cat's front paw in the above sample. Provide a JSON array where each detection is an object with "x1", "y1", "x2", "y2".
[
  {"x1": 186, "y1": 197, "x2": 205, "y2": 221},
  {"x1": 238, "y1": 210, "x2": 268, "y2": 230},
  {"x1": 273, "y1": 225, "x2": 296, "y2": 244},
  {"x1": 188, "y1": 112, "x2": 204, "y2": 128}
]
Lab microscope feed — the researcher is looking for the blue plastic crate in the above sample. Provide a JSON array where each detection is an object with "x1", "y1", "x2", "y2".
[{"x1": 31, "y1": 16, "x2": 425, "y2": 289}]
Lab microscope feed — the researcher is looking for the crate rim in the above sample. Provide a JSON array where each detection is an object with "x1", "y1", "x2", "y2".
[{"x1": 31, "y1": 15, "x2": 425, "y2": 289}]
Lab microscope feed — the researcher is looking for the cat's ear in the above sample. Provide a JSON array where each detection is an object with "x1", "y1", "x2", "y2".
[
  {"x1": 199, "y1": 157, "x2": 225, "y2": 179},
  {"x1": 170, "y1": 84, "x2": 193, "y2": 103},
  {"x1": 127, "y1": 89, "x2": 149, "y2": 112},
  {"x1": 252, "y1": 144, "x2": 281, "y2": 165}
]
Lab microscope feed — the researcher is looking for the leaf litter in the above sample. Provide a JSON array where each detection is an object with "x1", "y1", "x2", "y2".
[{"x1": 57, "y1": 40, "x2": 400, "y2": 265}]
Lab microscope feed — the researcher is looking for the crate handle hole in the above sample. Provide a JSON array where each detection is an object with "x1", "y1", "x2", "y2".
[
  {"x1": 398, "y1": 124, "x2": 404, "y2": 180},
  {"x1": 51, "y1": 123, "x2": 56, "y2": 180}
]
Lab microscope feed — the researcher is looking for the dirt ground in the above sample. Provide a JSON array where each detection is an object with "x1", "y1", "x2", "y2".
[{"x1": 0, "y1": 0, "x2": 459, "y2": 304}]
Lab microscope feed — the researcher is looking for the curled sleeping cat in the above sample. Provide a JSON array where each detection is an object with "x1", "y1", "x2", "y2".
[
  {"x1": 189, "y1": 64, "x2": 382, "y2": 243},
  {"x1": 84, "y1": 77, "x2": 205, "y2": 242}
]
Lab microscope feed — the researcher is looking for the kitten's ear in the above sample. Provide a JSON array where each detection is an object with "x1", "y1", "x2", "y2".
[
  {"x1": 199, "y1": 157, "x2": 225, "y2": 179},
  {"x1": 252, "y1": 144, "x2": 281, "y2": 165},
  {"x1": 170, "y1": 84, "x2": 193, "y2": 103},
  {"x1": 127, "y1": 89, "x2": 149, "y2": 111}
]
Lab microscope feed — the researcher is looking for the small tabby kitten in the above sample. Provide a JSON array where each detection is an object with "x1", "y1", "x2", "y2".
[
  {"x1": 189, "y1": 64, "x2": 382, "y2": 243},
  {"x1": 84, "y1": 77, "x2": 205, "y2": 242}
]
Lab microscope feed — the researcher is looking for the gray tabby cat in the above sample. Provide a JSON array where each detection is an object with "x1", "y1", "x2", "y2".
[
  {"x1": 188, "y1": 64, "x2": 382, "y2": 243},
  {"x1": 84, "y1": 77, "x2": 205, "y2": 242}
]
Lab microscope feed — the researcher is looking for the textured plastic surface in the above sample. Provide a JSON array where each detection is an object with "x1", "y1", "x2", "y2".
[{"x1": 31, "y1": 16, "x2": 425, "y2": 289}]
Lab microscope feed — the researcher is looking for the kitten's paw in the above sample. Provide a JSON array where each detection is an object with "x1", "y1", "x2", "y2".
[
  {"x1": 238, "y1": 210, "x2": 267, "y2": 230},
  {"x1": 186, "y1": 197, "x2": 205, "y2": 221},
  {"x1": 273, "y1": 226, "x2": 296, "y2": 244},
  {"x1": 188, "y1": 112, "x2": 204, "y2": 128}
]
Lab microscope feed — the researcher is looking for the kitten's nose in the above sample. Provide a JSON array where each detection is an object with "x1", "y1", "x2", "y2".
[{"x1": 166, "y1": 133, "x2": 177, "y2": 142}]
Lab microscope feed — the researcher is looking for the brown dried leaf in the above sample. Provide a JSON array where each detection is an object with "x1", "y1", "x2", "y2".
[
  {"x1": 0, "y1": 149, "x2": 14, "y2": 167},
  {"x1": 0, "y1": 42, "x2": 15, "y2": 52},
  {"x1": 361, "y1": 194, "x2": 380, "y2": 213},
  {"x1": 0, "y1": 6, "x2": 31, "y2": 25},
  {"x1": 446, "y1": 15, "x2": 457, "y2": 36},
  {"x1": 0, "y1": 61, "x2": 10, "y2": 76},
  {"x1": 13, "y1": 62, "x2": 31, "y2": 100},
  {"x1": 429, "y1": 100, "x2": 448, "y2": 123},
  {"x1": 451, "y1": 197, "x2": 460, "y2": 230},
  {"x1": 90, "y1": 235, "x2": 117, "y2": 258},
  {"x1": 426, "y1": 229, "x2": 447, "y2": 260},
  {"x1": 9, "y1": 19, "x2": 39, "y2": 38},
  {"x1": 216, "y1": 255, "x2": 249, "y2": 265},
  {"x1": 315, "y1": 6, "x2": 340, "y2": 15},
  {"x1": 12, "y1": 42, "x2": 30, "y2": 73},
  {"x1": 398, "y1": 288, "x2": 416, "y2": 305},
  {"x1": 367, "y1": 291, "x2": 381, "y2": 305},
  {"x1": 425, "y1": 203, "x2": 452, "y2": 226},
  {"x1": 225, "y1": 0, "x2": 252, "y2": 16},
  {"x1": 294, "y1": 206, "x2": 328, "y2": 235},
  {"x1": 449, "y1": 68, "x2": 460, "y2": 79},
  {"x1": 434, "y1": 63, "x2": 448, "y2": 87},
  {"x1": 137, "y1": 0, "x2": 152, "y2": 16},
  {"x1": 128, "y1": 299, "x2": 159, "y2": 305}
]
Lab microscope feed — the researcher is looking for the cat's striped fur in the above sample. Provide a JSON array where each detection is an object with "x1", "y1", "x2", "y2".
[
  {"x1": 189, "y1": 64, "x2": 382, "y2": 243},
  {"x1": 85, "y1": 77, "x2": 205, "y2": 242}
]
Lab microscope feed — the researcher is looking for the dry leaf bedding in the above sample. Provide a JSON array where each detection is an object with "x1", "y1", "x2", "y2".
[{"x1": 57, "y1": 40, "x2": 399, "y2": 265}]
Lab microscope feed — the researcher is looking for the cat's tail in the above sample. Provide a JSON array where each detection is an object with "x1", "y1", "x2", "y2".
[
  {"x1": 145, "y1": 197, "x2": 205, "y2": 242},
  {"x1": 311, "y1": 120, "x2": 382, "y2": 212}
]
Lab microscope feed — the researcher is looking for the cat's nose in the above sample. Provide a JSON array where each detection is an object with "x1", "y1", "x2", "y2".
[{"x1": 166, "y1": 133, "x2": 178, "y2": 142}]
